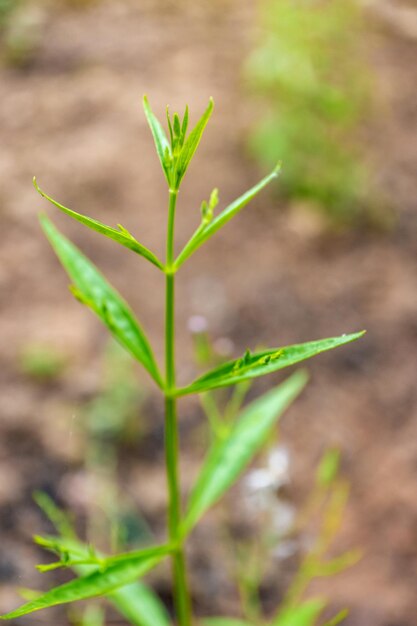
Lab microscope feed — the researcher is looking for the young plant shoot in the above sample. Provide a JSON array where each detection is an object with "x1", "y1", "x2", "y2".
[{"x1": 1, "y1": 98, "x2": 364, "y2": 626}]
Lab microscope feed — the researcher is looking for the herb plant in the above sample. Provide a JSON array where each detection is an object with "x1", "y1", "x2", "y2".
[
  {"x1": 245, "y1": 0, "x2": 371, "y2": 223},
  {"x1": 1, "y1": 97, "x2": 364, "y2": 625}
]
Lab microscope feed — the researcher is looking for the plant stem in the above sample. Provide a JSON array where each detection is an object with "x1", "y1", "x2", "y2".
[{"x1": 165, "y1": 189, "x2": 192, "y2": 626}]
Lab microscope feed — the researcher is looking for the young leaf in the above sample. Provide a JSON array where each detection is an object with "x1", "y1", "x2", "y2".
[
  {"x1": 272, "y1": 598, "x2": 326, "y2": 626},
  {"x1": 181, "y1": 371, "x2": 308, "y2": 535},
  {"x1": 176, "y1": 332, "x2": 365, "y2": 396},
  {"x1": 0, "y1": 551, "x2": 165, "y2": 620},
  {"x1": 33, "y1": 178, "x2": 163, "y2": 270},
  {"x1": 173, "y1": 97, "x2": 214, "y2": 188},
  {"x1": 181, "y1": 104, "x2": 189, "y2": 139},
  {"x1": 40, "y1": 215, "x2": 163, "y2": 387},
  {"x1": 143, "y1": 95, "x2": 172, "y2": 184},
  {"x1": 175, "y1": 165, "x2": 280, "y2": 268}
]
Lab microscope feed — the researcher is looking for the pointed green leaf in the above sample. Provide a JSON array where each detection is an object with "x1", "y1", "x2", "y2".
[
  {"x1": 35, "y1": 534, "x2": 170, "y2": 626},
  {"x1": 0, "y1": 550, "x2": 165, "y2": 620},
  {"x1": 272, "y1": 599, "x2": 326, "y2": 626},
  {"x1": 34, "y1": 496, "x2": 170, "y2": 626},
  {"x1": 143, "y1": 95, "x2": 172, "y2": 183},
  {"x1": 33, "y1": 179, "x2": 163, "y2": 270},
  {"x1": 181, "y1": 105, "x2": 189, "y2": 139},
  {"x1": 175, "y1": 165, "x2": 280, "y2": 268},
  {"x1": 40, "y1": 215, "x2": 163, "y2": 387},
  {"x1": 174, "y1": 97, "x2": 214, "y2": 188},
  {"x1": 109, "y1": 582, "x2": 171, "y2": 626},
  {"x1": 177, "y1": 332, "x2": 365, "y2": 396},
  {"x1": 181, "y1": 371, "x2": 308, "y2": 535}
]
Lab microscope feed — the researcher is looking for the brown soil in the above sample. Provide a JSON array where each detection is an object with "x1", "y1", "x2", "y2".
[{"x1": 0, "y1": 1, "x2": 416, "y2": 625}]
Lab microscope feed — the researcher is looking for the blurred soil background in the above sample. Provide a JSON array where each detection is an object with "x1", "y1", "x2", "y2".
[{"x1": 0, "y1": 1, "x2": 416, "y2": 625}]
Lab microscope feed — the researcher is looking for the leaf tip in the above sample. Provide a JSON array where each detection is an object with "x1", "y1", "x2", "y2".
[
  {"x1": 38, "y1": 212, "x2": 49, "y2": 228},
  {"x1": 293, "y1": 367, "x2": 309, "y2": 388},
  {"x1": 273, "y1": 161, "x2": 283, "y2": 176},
  {"x1": 347, "y1": 329, "x2": 366, "y2": 342},
  {"x1": 142, "y1": 94, "x2": 151, "y2": 113}
]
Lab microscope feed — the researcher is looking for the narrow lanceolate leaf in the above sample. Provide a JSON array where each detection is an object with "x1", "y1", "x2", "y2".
[
  {"x1": 34, "y1": 179, "x2": 163, "y2": 270},
  {"x1": 40, "y1": 215, "x2": 163, "y2": 387},
  {"x1": 35, "y1": 533, "x2": 170, "y2": 626},
  {"x1": 143, "y1": 95, "x2": 172, "y2": 183},
  {"x1": 174, "y1": 97, "x2": 214, "y2": 188},
  {"x1": 272, "y1": 598, "x2": 326, "y2": 626},
  {"x1": 181, "y1": 371, "x2": 308, "y2": 535},
  {"x1": 0, "y1": 552, "x2": 164, "y2": 620},
  {"x1": 175, "y1": 164, "x2": 280, "y2": 268},
  {"x1": 176, "y1": 332, "x2": 365, "y2": 396},
  {"x1": 100, "y1": 544, "x2": 173, "y2": 569},
  {"x1": 109, "y1": 582, "x2": 171, "y2": 626}
]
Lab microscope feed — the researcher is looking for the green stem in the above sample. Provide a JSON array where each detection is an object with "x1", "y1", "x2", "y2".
[{"x1": 165, "y1": 189, "x2": 192, "y2": 626}]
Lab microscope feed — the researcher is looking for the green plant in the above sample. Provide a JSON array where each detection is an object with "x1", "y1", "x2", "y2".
[
  {"x1": 0, "y1": 0, "x2": 44, "y2": 68},
  {"x1": 1, "y1": 97, "x2": 364, "y2": 625},
  {"x1": 190, "y1": 324, "x2": 359, "y2": 625},
  {"x1": 245, "y1": 0, "x2": 372, "y2": 224},
  {"x1": 82, "y1": 340, "x2": 151, "y2": 553},
  {"x1": 19, "y1": 341, "x2": 68, "y2": 381}
]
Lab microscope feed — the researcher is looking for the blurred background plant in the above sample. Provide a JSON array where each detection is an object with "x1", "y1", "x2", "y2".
[
  {"x1": 19, "y1": 341, "x2": 68, "y2": 382},
  {"x1": 189, "y1": 321, "x2": 360, "y2": 625},
  {"x1": 30, "y1": 340, "x2": 159, "y2": 626},
  {"x1": 0, "y1": 0, "x2": 45, "y2": 68},
  {"x1": 0, "y1": 0, "x2": 102, "y2": 68},
  {"x1": 81, "y1": 340, "x2": 151, "y2": 553},
  {"x1": 28, "y1": 326, "x2": 358, "y2": 626},
  {"x1": 245, "y1": 0, "x2": 379, "y2": 226}
]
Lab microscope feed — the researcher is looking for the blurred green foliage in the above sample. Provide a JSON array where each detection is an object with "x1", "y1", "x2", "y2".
[
  {"x1": 83, "y1": 340, "x2": 145, "y2": 443},
  {"x1": 82, "y1": 341, "x2": 151, "y2": 552},
  {"x1": 0, "y1": 0, "x2": 16, "y2": 24},
  {"x1": 0, "y1": 0, "x2": 101, "y2": 67},
  {"x1": 246, "y1": 0, "x2": 372, "y2": 224},
  {"x1": 20, "y1": 342, "x2": 68, "y2": 381},
  {"x1": 0, "y1": 0, "x2": 43, "y2": 67}
]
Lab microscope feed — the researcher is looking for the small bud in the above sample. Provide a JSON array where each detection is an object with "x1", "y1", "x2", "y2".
[{"x1": 209, "y1": 188, "x2": 219, "y2": 211}]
